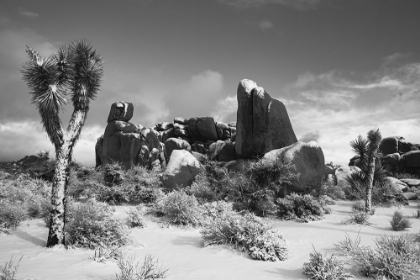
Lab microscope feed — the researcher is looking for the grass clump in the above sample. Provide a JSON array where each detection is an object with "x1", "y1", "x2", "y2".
[
  {"x1": 115, "y1": 254, "x2": 168, "y2": 280},
  {"x1": 390, "y1": 210, "x2": 412, "y2": 231},
  {"x1": 0, "y1": 201, "x2": 27, "y2": 231},
  {"x1": 126, "y1": 206, "x2": 147, "y2": 228},
  {"x1": 65, "y1": 200, "x2": 131, "y2": 249},
  {"x1": 302, "y1": 247, "x2": 355, "y2": 280},
  {"x1": 155, "y1": 190, "x2": 202, "y2": 227},
  {"x1": 335, "y1": 233, "x2": 420, "y2": 280},
  {"x1": 276, "y1": 193, "x2": 331, "y2": 222},
  {"x1": 201, "y1": 209, "x2": 288, "y2": 261},
  {"x1": 1, "y1": 256, "x2": 22, "y2": 280}
]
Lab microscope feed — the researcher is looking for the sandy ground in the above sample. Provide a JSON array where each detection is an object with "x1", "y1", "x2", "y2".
[{"x1": 1, "y1": 200, "x2": 419, "y2": 280}]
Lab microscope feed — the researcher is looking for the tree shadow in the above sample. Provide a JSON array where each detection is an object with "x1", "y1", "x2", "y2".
[
  {"x1": 171, "y1": 235, "x2": 203, "y2": 248},
  {"x1": 12, "y1": 229, "x2": 46, "y2": 247}
]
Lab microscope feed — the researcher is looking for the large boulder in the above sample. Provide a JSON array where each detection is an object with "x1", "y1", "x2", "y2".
[
  {"x1": 399, "y1": 178, "x2": 420, "y2": 188},
  {"x1": 385, "y1": 177, "x2": 408, "y2": 192},
  {"x1": 188, "y1": 117, "x2": 218, "y2": 141},
  {"x1": 161, "y1": 150, "x2": 204, "y2": 189},
  {"x1": 208, "y1": 140, "x2": 237, "y2": 162},
  {"x1": 165, "y1": 138, "x2": 191, "y2": 160},
  {"x1": 235, "y1": 79, "x2": 297, "y2": 159},
  {"x1": 401, "y1": 150, "x2": 420, "y2": 175},
  {"x1": 379, "y1": 137, "x2": 399, "y2": 156},
  {"x1": 107, "y1": 101, "x2": 134, "y2": 123},
  {"x1": 262, "y1": 141, "x2": 324, "y2": 193}
]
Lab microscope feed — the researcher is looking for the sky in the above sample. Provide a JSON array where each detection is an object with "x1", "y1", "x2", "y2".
[{"x1": 0, "y1": 0, "x2": 419, "y2": 167}]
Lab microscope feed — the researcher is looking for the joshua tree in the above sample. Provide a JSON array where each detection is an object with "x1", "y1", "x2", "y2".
[
  {"x1": 349, "y1": 129, "x2": 382, "y2": 212},
  {"x1": 21, "y1": 40, "x2": 103, "y2": 247},
  {"x1": 365, "y1": 129, "x2": 382, "y2": 212}
]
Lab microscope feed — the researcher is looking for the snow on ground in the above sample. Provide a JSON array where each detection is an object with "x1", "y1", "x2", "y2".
[{"x1": 1, "y1": 201, "x2": 419, "y2": 280}]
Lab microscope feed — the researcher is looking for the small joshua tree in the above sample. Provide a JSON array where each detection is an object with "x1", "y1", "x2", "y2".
[{"x1": 21, "y1": 40, "x2": 103, "y2": 247}]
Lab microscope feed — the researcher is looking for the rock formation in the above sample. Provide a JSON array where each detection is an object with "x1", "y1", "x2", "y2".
[
  {"x1": 379, "y1": 136, "x2": 420, "y2": 175},
  {"x1": 262, "y1": 141, "x2": 325, "y2": 193},
  {"x1": 235, "y1": 79, "x2": 297, "y2": 159}
]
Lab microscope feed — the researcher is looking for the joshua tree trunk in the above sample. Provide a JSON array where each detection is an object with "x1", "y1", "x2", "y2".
[
  {"x1": 47, "y1": 109, "x2": 86, "y2": 247},
  {"x1": 365, "y1": 155, "x2": 375, "y2": 212}
]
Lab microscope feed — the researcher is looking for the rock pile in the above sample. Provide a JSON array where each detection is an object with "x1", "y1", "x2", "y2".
[{"x1": 379, "y1": 136, "x2": 420, "y2": 175}]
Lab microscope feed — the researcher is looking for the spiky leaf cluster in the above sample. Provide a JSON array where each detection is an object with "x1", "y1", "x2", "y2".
[{"x1": 21, "y1": 40, "x2": 103, "y2": 148}]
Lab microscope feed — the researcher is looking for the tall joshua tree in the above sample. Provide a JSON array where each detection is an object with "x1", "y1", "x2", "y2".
[
  {"x1": 365, "y1": 129, "x2": 382, "y2": 212},
  {"x1": 21, "y1": 40, "x2": 103, "y2": 247},
  {"x1": 349, "y1": 129, "x2": 382, "y2": 212}
]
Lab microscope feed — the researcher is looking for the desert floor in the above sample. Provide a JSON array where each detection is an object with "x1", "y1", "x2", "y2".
[{"x1": 1, "y1": 200, "x2": 419, "y2": 280}]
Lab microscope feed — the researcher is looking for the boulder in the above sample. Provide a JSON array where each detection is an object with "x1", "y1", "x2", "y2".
[
  {"x1": 385, "y1": 177, "x2": 408, "y2": 192},
  {"x1": 191, "y1": 151, "x2": 207, "y2": 163},
  {"x1": 262, "y1": 141, "x2": 324, "y2": 193},
  {"x1": 208, "y1": 140, "x2": 237, "y2": 162},
  {"x1": 379, "y1": 137, "x2": 400, "y2": 156},
  {"x1": 155, "y1": 122, "x2": 174, "y2": 132},
  {"x1": 382, "y1": 153, "x2": 400, "y2": 166},
  {"x1": 399, "y1": 178, "x2": 420, "y2": 187},
  {"x1": 107, "y1": 101, "x2": 134, "y2": 123},
  {"x1": 173, "y1": 123, "x2": 190, "y2": 137},
  {"x1": 398, "y1": 139, "x2": 418, "y2": 154},
  {"x1": 335, "y1": 166, "x2": 362, "y2": 187},
  {"x1": 188, "y1": 117, "x2": 218, "y2": 141},
  {"x1": 191, "y1": 141, "x2": 207, "y2": 154},
  {"x1": 215, "y1": 122, "x2": 229, "y2": 139},
  {"x1": 161, "y1": 150, "x2": 204, "y2": 189},
  {"x1": 402, "y1": 192, "x2": 418, "y2": 200},
  {"x1": 235, "y1": 79, "x2": 297, "y2": 159},
  {"x1": 228, "y1": 121, "x2": 236, "y2": 127},
  {"x1": 174, "y1": 117, "x2": 188, "y2": 125},
  {"x1": 165, "y1": 138, "x2": 191, "y2": 160},
  {"x1": 400, "y1": 150, "x2": 420, "y2": 175},
  {"x1": 162, "y1": 128, "x2": 175, "y2": 143}
]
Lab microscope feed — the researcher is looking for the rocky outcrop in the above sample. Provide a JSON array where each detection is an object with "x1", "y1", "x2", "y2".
[
  {"x1": 161, "y1": 150, "x2": 204, "y2": 189},
  {"x1": 262, "y1": 141, "x2": 324, "y2": 193},
  {"x1": 208, "y1": 140, "x2": 237, "y2": 162},
  {"x1": 165, "y1": 138, "x2": 191, "y2": 160},
  {"x1": 235, "y1": 79, "x2": 297, "y2": 159},
  {"x1": 379, "y1": 136, "x2": 420, "y2": 175},
  {"x1": 96, "y1": 102, "x2": 163, "y2": 169}
]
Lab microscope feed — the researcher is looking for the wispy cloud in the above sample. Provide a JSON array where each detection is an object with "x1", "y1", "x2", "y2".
[
  {"x1": 19, "y1": 8, "x2": 39, "y2": 18},
  {"x1": 257, "y1": 19, "x2": 273, "y2": 31},
  {"x1": 218, "y1": 0, "x2": 320, "y2": 10},
  {"x1": 211, "y1": 95, "x2": 237, "y2": 122}
]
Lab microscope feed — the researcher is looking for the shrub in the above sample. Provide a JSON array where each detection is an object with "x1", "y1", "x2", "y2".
[
  {"x1": 155, "y1": 191, "x2": 202, "y2": 226},
  {"x1": 115, "y1": 254, "x2": 168, "y2": 280},
  {"x1": 103, "y1": 162, "x2": 125, "y2": 187},
  {"x1": 0, "y1": 201, "x2": 27, "y2": 230},
  {"x1": 126, "y1": 206, "x2": 146, "y2": 228},
  {"x1": 313, "y1": 180, "x2": 346, "y2": 201},
  {"x1": 65, "y1": 200, "x2": 131, "y2": 249},
  {"x1": 390, "y1": 210, "x2": 412, "y2": 231},
  {"x1": 302, "y1": 247, "x2": 355, "y2": 280},
  {"x1": 335, "y1": 233, "x2": 420, "y2": 280},
  {"x1": 1, "y1": 256, "x2": 23, "y2": 280},
  {"x1": 186, "y1": 173, "x2": 219, "y2": 203},
  {"x1": 276, "y1": 193, "x2": 331, "y2": 222},
  {"x1": 351, "y1": 201, "x2": 365, "y2": 212},
  {"x1": 342, "y1": 209, "x2": 371, "y2": 225},
  {"x1": 201, "y1": 211, "x2": 288, "y2": 261}
]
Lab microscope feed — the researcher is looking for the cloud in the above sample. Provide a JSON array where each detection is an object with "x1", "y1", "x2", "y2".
[
  {"x1": 299, "y1": 131, "x2": 320, "y2": 143},
  {"x1": 211, "y1": 95, "x2": 237, "y2": 122},
  {"x1": 164, "y1": 70, "x2": 225, "y2": 120},
  {"x1": 0, "y1": 121, "x2": 103, "y2": 166},
  {"x1": 218, "y1": 0, "x2": 320, "y2": 10},
  {"x1": 19, "y1": 8, "x2": 39, "y2": 18},
  {"x1": 279, "y1": 59, "x2": 420, "y2": 166},
  {"x1": 257, "y1": 19, "x2": 273, "y2": 31}
]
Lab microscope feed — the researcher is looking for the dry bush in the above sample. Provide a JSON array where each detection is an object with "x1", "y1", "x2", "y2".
[
  {"x1": 303, "y1": 247, "x2": 355, "y2": 280},
  {"x1": 126, "y1": 206, "x2": 147, "y2": 228},
  {"x1": 276, "y1": 193, "x2": 331, "y2": 222},
  {"x1": 115, "y1": 254, "x2": 168, "y2": 280},
  {"x1": 390, "y1": 210, "x2": 412, "y2": 231},
  {"x1": 1, "y1": 256, "x2": 22, "y2": 280}
]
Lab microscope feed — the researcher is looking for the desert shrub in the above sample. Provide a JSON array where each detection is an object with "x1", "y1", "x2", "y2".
[
  {"x1": 302, "y1": 247, "x2": 355, "y2": 280},
  {"x1": 342, "y1": 208, "x2": 371, "y2": 225},
  {"x1": 0, "y1": 201, "x2": 27, "y2": 230},
  {"x1": 115, "y1": 254, "x2": 168, "y2": 280},
  {"x1": 351, "y1": 201, "x2": 365, "y2": 212},
  {"x1": 186, "y1": 173, "x2": 220, "y2": 203},
  {"x1": 103, "y1": 162, "x2": 125, "y2": 187},
  {"x1": 126, "y1": 206, "x2": 147, "y2": 228},
  {"x1": 65, "y1": 200, "x2": 131, "y2": 249},
  {"x1": 313, "y1": 180, "x2": 346, "y2": 201},
  {"x1": 390, "y1": 210, "x2": 412, "y2": 231},
  {"x1": 276, "y1": 193, "x2": 331, "y2": 222},
  {"x1": 92, "y1": 246, "x2": 122, "y2": 263},
  {"x1": 201, "y1": 211, "x2": 288, "y2": 261},
  {"x1": 335, "y1": 233, "x2": 420, "y2": 280},
  {"x1": 1, "y1": 256, "x2": 23, "y2": 280},
  {"x1": 155, "y1": 190, "x2": 202, "y2": 226},
  {"x1": 371, "y1": 181, "x2": 407, "y2": 207},
  {"x1": 200, "y1": 201, "x2": 236, "y2": 221}
]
